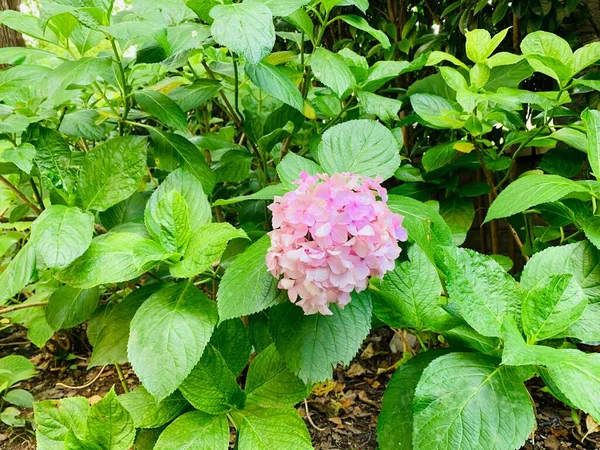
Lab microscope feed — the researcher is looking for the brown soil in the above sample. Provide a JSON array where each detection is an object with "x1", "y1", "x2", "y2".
[{"x1": 0, "y1": 327, "x2": 598, "y2": 450}]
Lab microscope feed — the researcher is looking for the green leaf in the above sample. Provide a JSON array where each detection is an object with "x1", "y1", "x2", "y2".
[
  {"x1": 245, "y1": 344, "x2": 309, "y2": 408},
  {"x1": 0, "y1": 243, "x2": 36, "y2": 305},
  {"x1": 572, "y1": 42, "x2": 600, "y2": 76},
  {"x1": 444, "y1": 247, "x2": 523, "y2": 337},
  {"x1": 270, "y1": 291, "x2": 372, "y2": 383},
  {"x1": 210, "y1": 3, "x2": 275, "y2": 64},
  {"x1": 541, "y1": 352, "x2": 600, "y2": 422},
  {"x1": 150, "y1": 131, "x2": 215, "y2": 193},
  {"x1": 3, "y1": 143, "x2": 36, "y2": 174},
  {"x1": 246, "y1": 0, "x2": 310, "y2": 16},
  {"x1": 129, "y1": 283, "x2": 217, "y2": 401},
  {"x1": 520, "y1": 31, "x2": 573, "y2": 84},
  {"x1": 410, "y1": 94, "x2": 464, "y2": 129},
  {"x1": 145, "y1": 168, "x2": 212, "y2": 243},
  {"x1": 34, "y1": 397, "x2": 89, "y2": 450},
  {"x1": 465, "y1": 28, "x2": 509, "y2": 63},
  {"x1": 582, "y1": 108, "x2": 600, "y2": 181},
  {"x1": 154, "y1": 411, "x2": 229, "y2": 450},
  {"x1": 209, "y1": 319, "x2": 252, "y2": 376},
  {"x1": 89, "y1": 285, "x2": 163, "y2": 367},
  {"x1": 119, "y1": 386, "x2": 188, "y2": 429},
  {"x1": 45, "y1": 57, "x2": 112, "y2": 104},
  {"x1": 378, "y1": 351, "x2": 448, "y2": 450},
  {"x1": 319, "y1": 119, "x2": 400, "y2": 181},
  {"x1": 168, "y1": 80, "x2": 222, "y2": 112},
  {"x1": 361, "y1": 60, "x2": 420, "y2": 92},
  {"x1": 64, "y1": 432, "x2": 102, "y2": 450},
  {"x1": 439, "y1": 196, "x2": 475, "y2": 246},
  {"x1": 180, "y1": 345, "x2": 245, "y2": 414},
  {"x1": 59, "y1": 110, "x2": 110, "y2": 141},
  {"x1": 523, "y1": 273, "x2": 586, "y2": 343},
  {"x1": 357, "y1": 90, "x2": 403, "y2": 122},
  {"x1": 338, "y1": 15, "x2": 390, "y2": 49},
  {"x1": 386, "y1": 195, "x2": 453, "y2": 267},
  {"x1": 310, "y1": 47, "x2": 355, "y2": 98},
  {"x1": 413, "y1": 353, "x2": 535, "y2": 450},
  {"x1": 426, "y1": 51, "x2": 469, "y2": 70},
  {"x1": 100, "y1": 193, "x2": 147, "y2": 231},
  {"x1": 485, "y1": 174, "x2": 589, "y2": 222},
  {"x1": 374, "y1": 245, "x2": 443, "y2": 331},
  {"x1": 46, "y1": 286, "x2": 99, "y2": 331},
  {"x1": 34, "y1": 128, "x2": 76, "y2": 195},
  {"x1": 444, "y1": 324, "x2": 501, "y2": 354},
  {"x1": 276, "y1": 153, "x2": 322, "y2": 190},
  {"x1": 171, "y1": 223, "x2": 248, "y2": 278},
  {"x1": 421, "y1": 141, "x2": 458, "y2": 172},
  {"x1": 84, "y1": 388, "x2": 135, "y2": 450},
  {"x1": 78, "y1": 136, "x2": 148, "y2": 212},
  {"x1": 246, "y1": 61, "x2": 303, "y2": 111},
  {"x1": 217, "y1": 235, "x2": 281, "y2": 321},
  {"x1": 284, "y1": 9, "x2": 314, "y2": 38},
  {"x1": 439, "y1": 66, "x2": 468, "y2": 91},
  {"x1": 56, "y1": 232, "x2": 167, "y2": 289},
  {"x1": 0, "y1": 355, "x2": 36, "y2": 386},
  {"x1": 153, "y1": 190, "x2": 192, "y2": 253},
  {"x1": 4, "y1": 389, "x2": 34, "y2": 408},
  {"x1": 232, "y1": 407, "x2": 313, "y2": 450},
  {"x1": 550, "y1": 127, "x2": 588, "y2": 152},
  {"x1": 563, "y1": 303, "x2": 600, "y2": 342},
  {"x1": 135, "y1": 90, "x2": 188, "y2": 132},
  {"x1": 30, "y1": 205, "x2": 95, "y2": 269}
]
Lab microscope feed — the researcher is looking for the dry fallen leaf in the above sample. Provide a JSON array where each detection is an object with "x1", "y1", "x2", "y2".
[
  {"x1": 346, "y1": 362, "x2": 366, "y2": 378},
  {"x1": 312, "y1": 380, "x2": 345, "y2": 396},
  {"x1": 357, "y1": 390, "x2": 378, "y2": 407},
  {"x1": 87, "y1": 395, "x2": 102, "y2": 405},
  {"x1": 361, "y1": 343, "x2": 375, "y2": 359},
  {"x1": 587, "y1": 415, "x2": 600, "y2": 435}
]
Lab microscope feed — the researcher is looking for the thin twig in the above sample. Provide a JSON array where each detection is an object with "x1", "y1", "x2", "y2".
[
  {"x1": 0, "y1": 302, "x2": 48, "y2": 316},
  {"x1": 0, "y1": 175, "x2": 42, "y2": 215},
  {"x1": 56, "y1": 366, "x2": 106, "y2": 390},
  {"x1": 304, "y1": 399, "x2": 325, "y2": 431}
]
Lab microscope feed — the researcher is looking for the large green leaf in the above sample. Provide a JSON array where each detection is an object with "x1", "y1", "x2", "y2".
[
  {"x1": 44, "y1": 57, "x2": 112, "y2": 104},
  {"x1": 0, "y1": 243, "x2": 36, "y2": 305},
  {"x1": 3, "y1": 143, "x2": 36, "y2": 174},
  {"x1": 310, "y1": 47, "x2": 355, "y2": 98},
  {"x1": 135, "y1": 90, "x2": 187, "y2": 132},
  {"x1": 154, "y1": 411, "x2": 229, "y2": 450},
  {"x1": 217, "y1": 235, "x2": 281, "y2": 321},
  {"x1": 582, "y1": 108, "x2": 600, "y2": 181},
  {"x1": 46, "y1": 286, "x2": 99, "y2": 331},
  {"x1": 0, "y1": 355, "x2": 36, "y2": 386},
  {"x1": 129, "y1": 283, "x2": 217, "y2": 401},
  {"x1": 485, "y1": 174, "x2": 588, "y2": 222},
  {"x1": 210, "y1": 2, "x2": 275, "y2": 64},
  {"x1": 444, "y1": 247, "x2": 523, "y2": 337},
  {"x1": 30, "y1": 205, "x2": 94, "y2": 269},
  {"x1": 541, "y1": 352, "x2": 600, "y2": 422},
  {"x1": 245, "y1": 344, "x2": 309, "y2": 408},
  {"x1": 145, "y1": 168, "x2": 212, "y2": 244},
  {"x1": 572, "y1": 42, "x2": 600, "y2": 76},
  {"x1": 374, "y1": 244, "x2": 443, "y2": 330},
  {"x1": 413, "y1": 353, "x2": 535, "y2": 450},
  {"x1": 84, "y1": 388, "x2": 135, "y2": 450},
  {"x1": 78, "y1": 136, "x2": 148, "y2": 212},
  {"x1": 246, "y1": 62, "x2": 303, "y2": 111},
  {"x1": 339, "y1": 15, "x2": 390, "y2": 48},
  {"x1": 89, "y1": 285, "x2": 163, "y2": 367},
  {"x1": 357, "y1": 90, "x2": 403, "y2": 122},
  {"x1": 34, "y1": 397, "x2": 89, "y2": 450},
  {"x1": 153, "y1": 190, "x2": 192, "y2": 253},
  {"x1": 319, "y1": 119, "x2": 400, "y2": 181},
  {"x1": 465, "y1": 28, "x2": 509, "y2": 63},
  {"x1": 56, "y1": 233, "x2": 167, "y2": 289},
  {"x1": 270, "y1": 291, "x2": 372, "y2": 383},
  {"x1": 171, "y1": 223, "x2": 248, "y2": 278},
  {"x1": 522, "y1": 273, "x2": 586, "y2": 343},
  {"x1": 119, "y1": 386, "x2": 188, "y2": 429},
  {"x1": 59, "y1": 110, "x2": 110, "y2": 141},
  {"x1": 180, "y1": 345, "x2": 245, "y2": 414},
  {"x1": 562, "y1": 303, "x2": 600, "y2": 343},
  {"x1": 378, "y1": 351, "x2": 448, "y2": 450},
  {"x1": 439, "y1": 196, "x2": 475, "y2": 245},
  {"x1": 232, "y1": 407, "x2": 313, "y2": 450}
]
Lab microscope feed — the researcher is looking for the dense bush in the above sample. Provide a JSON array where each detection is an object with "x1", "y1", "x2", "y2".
[{"x1": 0, "y1": 0, "x2": 599, "y2": 449}]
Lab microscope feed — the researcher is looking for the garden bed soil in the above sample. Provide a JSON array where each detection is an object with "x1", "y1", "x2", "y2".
[{"x1": 0, "y1": 327, "x2": 598, "y2": 450}]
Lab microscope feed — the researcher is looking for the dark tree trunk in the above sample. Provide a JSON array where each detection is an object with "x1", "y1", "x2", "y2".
[{"x1": 0, "y1": 0, "x2": 24, "y2": 48}]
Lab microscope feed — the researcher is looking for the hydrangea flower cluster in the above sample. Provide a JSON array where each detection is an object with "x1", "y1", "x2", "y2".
[{"x1": 266, "y1": 171, "x2": 407, "y2": 315}]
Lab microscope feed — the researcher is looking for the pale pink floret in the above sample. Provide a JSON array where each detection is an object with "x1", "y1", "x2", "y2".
[{"x1": 266, "y1": 171, "x2": 407, "y2": 315}]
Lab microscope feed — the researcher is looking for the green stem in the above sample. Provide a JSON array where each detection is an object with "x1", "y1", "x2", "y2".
[
  {"x1": 114, "y1": 363, "x2": 129, "y2": 393},
  {"x1": 0, "y1": 175, "x2": 42, "y2": 216}
]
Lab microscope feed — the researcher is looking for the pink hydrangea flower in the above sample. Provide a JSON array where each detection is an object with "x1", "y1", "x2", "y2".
[{"x1": 266, "y1": 171, "x2": 407, "y2": 315}]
